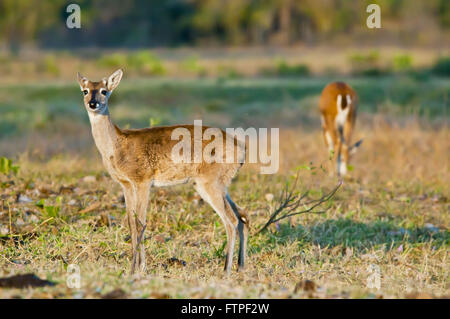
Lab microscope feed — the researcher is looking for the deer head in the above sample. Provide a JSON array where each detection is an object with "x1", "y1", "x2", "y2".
[{"x1": 77, "y1": 69, "x2": 123, "y2": 114}]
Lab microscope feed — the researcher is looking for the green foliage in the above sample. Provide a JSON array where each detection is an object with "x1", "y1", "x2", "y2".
[
  {"x1": 0, "y1": 157, "x2": 19, "y2": 175},
  {"x1": 359, "y1": 68, "x2": 391, "y2": 77},
  {"x1": 276, "y1": 60, "x2": 310, "y2": 77},
  {"x1": 98, "y1": 51, "x2": 166, "y2": 75},
  {"x1": 35, "y1": 55, "x2": 61, "y2": 76},
  {"x1": 213, "y1": 241, "x2": 226, "y2": 259},
  {"x1": 0, "y1": 76, "x2": 448, "y2": 143},
  {"x1": 407, "y1": 69, "x2": 431, "y2": 82},
  {"x1": 97, "y1": 53, "x2": 128, "y2": 69},
  {"x1": 431, "y1": 56, "x2": 450, "y2": 76},
  {"x1": 295, "y1": 164, "x2": 313, "y2": 171},
  {"x1": 349, "y1": 51, "x2": 380, "y2": 66},
  {"x1": 217, "y1": 65, "x2": 241, "y2": 80},
  {"x1": 438, "y1": 0, "x2": 450, "y2": 27},
  {"x1": 0, "y1": 0, "x2": 61, "y2": 54},
  {"x1": 0, "y1": 1, "x2": 448, "y2": 49},
  {"x1": 127, "y1": 51, "x2": 166, "y2": 75},
  {"x1": 295, "y1": 162, "x2": 328, "y2": 176},
  {"x1": 181, "y1": 56, "x2": 206, "y2": 76},
  {"x1": 392, "y1": 54, "x2": 413, "y2": 72},
  {"x1": 149, "y1": 117, "x2": 161, "y2": 127},
  {"x1": 262, "y1": 59, "x2": 310, "y2": 77},
  {"x1": 329, "y1": 149, "x2": 335, "y2": 161},
  {"x1": 349, "y1": 51, "x2": 388, "y2": 76},
  {"x1": 36, "y1": 197, "x2": 62, "y2": 220}
]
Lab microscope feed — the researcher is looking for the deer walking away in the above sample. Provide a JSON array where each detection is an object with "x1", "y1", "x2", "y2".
[{"x1": 319, "y1": 82, "x2": 362, "y2": 177}]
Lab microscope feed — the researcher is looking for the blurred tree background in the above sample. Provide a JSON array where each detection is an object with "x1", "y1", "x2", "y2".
[{"x1": 0, "y1": 0, "x2": 448, "y2": 52}]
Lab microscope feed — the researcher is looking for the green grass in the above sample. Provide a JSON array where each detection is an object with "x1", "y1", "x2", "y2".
[
  {"x1": 0, "y1": 153, "x2": 448, "y2": 298},
  {"x1": 0, "y1": 76, "x2": 448, "y2": 298},
  {"x1": 0, "y1": 76, "x2": 448, "y2": 141}
]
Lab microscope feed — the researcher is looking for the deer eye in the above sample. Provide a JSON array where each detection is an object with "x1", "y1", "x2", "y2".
[
  {"x1": 100, "y1": 89, "x2": 108, "y2": 96},
  {"x1": 83, "y1": 90, "x2": 89, "y2": 95}
]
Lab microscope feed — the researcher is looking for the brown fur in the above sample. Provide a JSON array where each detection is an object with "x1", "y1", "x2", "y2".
[
  {"x1": 319, "y1": 82, "x2": 358, "y2": 176},
  {"x1": 110, "y1": 125, "x2": 243, "y2": 186},
  {"x1": 77, "y1": 70, "x2": 248, "y2": 274}
]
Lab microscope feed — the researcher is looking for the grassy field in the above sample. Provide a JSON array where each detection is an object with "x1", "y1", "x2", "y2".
[
  {"x1": 0, "y1": 76, "x2": 448, "y2": 156},
  {"x1": 0, "y1": 75, "x2": 449, "y2": 298}
]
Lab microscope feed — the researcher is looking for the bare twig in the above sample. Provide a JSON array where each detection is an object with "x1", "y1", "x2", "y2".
[
  {"x1": 256, "y1": 176, "x2": 342, "y2": 235},
  {"x1": 8, "y1": 204, "x2": 13, "y2": 245}
]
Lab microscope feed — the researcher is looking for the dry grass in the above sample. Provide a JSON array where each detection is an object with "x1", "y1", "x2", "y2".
[{"x1": 0, "y1": 121, "x2": 448, "y2": 299}]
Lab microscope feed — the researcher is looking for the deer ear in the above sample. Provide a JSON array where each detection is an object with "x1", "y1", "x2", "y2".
[
  {"x1": 77, "y1": 72, "x2": 88, "y2": 89},
  {"x1": 107, "y1": 69, "x2": 123, "y2": 92}
]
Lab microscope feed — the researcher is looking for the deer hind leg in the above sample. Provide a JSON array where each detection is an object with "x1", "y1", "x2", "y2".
[
  {"x1": 194, "y1": 180, "x2": 238, "y2": 274},
  {"x1": 225, "y1": 193, "x2": 248, "y2": 271},
  {"x1": 322, "y1": 120, "x2": 338, "y2": 176},
  {"x1": 342, "y1": 118, "x2": 354, "y2": 164},
  {"x1": 335, "y1": 95, "x2": 352, "y2": 177},
  {"x1": 336, "y1": 126, "x2": 344, "y2": 177},
  {"x1": 323, "y1": 129, "x2": 334, "y2": 154},
  {"x1": 321, "y1": 116, "x2": 334, "y2": 154},
  {"x1": 337, "y1": 116, "x2": 354, "y2": 177}
]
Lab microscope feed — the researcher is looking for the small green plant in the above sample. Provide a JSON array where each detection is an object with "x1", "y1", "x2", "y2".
[
  {"x1": 260, "y1": 59, "x2": 309, "y2": 77},
  {"x1": 392, "y1": 54, "x2": 413, "y2": 72},
  {"x1": 348, "y1": 50, "x2": 388, "y2": 76},
  {"x1": 181, "y1": 56, "x2": 206, "y2": 76},
  {"x1": 98, "y1": 51, "x2": 167, "y2": 75},
  {"x1": 329, "y1": 149, "x2": 335, "y2": 160},
  {"x1": 128, "y1": 51, "x2": 166, "y2": 75},
  {"x1": 149, "y1": 117, "x2": 162, "y2": 127},
  {"x1": 296, "y1": 161, "x2": 328, "y2": 176},
  {"x1": 97, "y1": 53, "x2": 127, "y2": 69},
  {"x1": 296, "y1": 163, "x2": 315, "y2": 171},
  {"x1": 349, "y1": 50, "x2": 380, "y2": 66},
  {"x1": 217, "y1": 65, "x2": 241, "y2": 79},
  {"x1": 36, "y1": 197, "x2": 62, "y2": 219},
  {"x1": 213, "y1": 241, "x2": 226, "y2": 258},
  {"x1": 0, "y1": 157, "x2": 19, "y2": 175},
  {"x1": 275, "y1": 59, "x2": 309, "y2": 77},
  {"x1": 37, "y1": 55, "x2": 60, "y2": 76},
  {"x1": 278, "y1": 62, "x2": 309, "y2": 77}
]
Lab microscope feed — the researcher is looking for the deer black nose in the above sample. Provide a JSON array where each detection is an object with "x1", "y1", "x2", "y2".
[{"x1": 89, "y1": 101, "x2": 98, "y2": 109}]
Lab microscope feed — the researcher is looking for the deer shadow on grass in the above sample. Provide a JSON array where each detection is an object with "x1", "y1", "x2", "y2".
[{"x1": 256, "y1": 218, "x2": 449, "y2": 253}]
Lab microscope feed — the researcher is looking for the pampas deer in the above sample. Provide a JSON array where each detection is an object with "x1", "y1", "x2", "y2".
[
  {"x1": 319, "y1": 82, "x2": 362, "y2": 177},
  {"x1": 77, "y1": 69, "x2": 248, "y2": 274}
]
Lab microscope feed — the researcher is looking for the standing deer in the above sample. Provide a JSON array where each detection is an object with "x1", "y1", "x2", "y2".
[
  {"x1": 319, "y1": 82, "x2": 362, "y2": 177},
  {"x1": 77, "y1": 69, "x2": 248, "y2": 274}
]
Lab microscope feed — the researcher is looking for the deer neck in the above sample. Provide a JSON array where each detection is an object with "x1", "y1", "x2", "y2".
[{"x1": 87, "y1": 108, "x2": 118, "y2": 159}]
